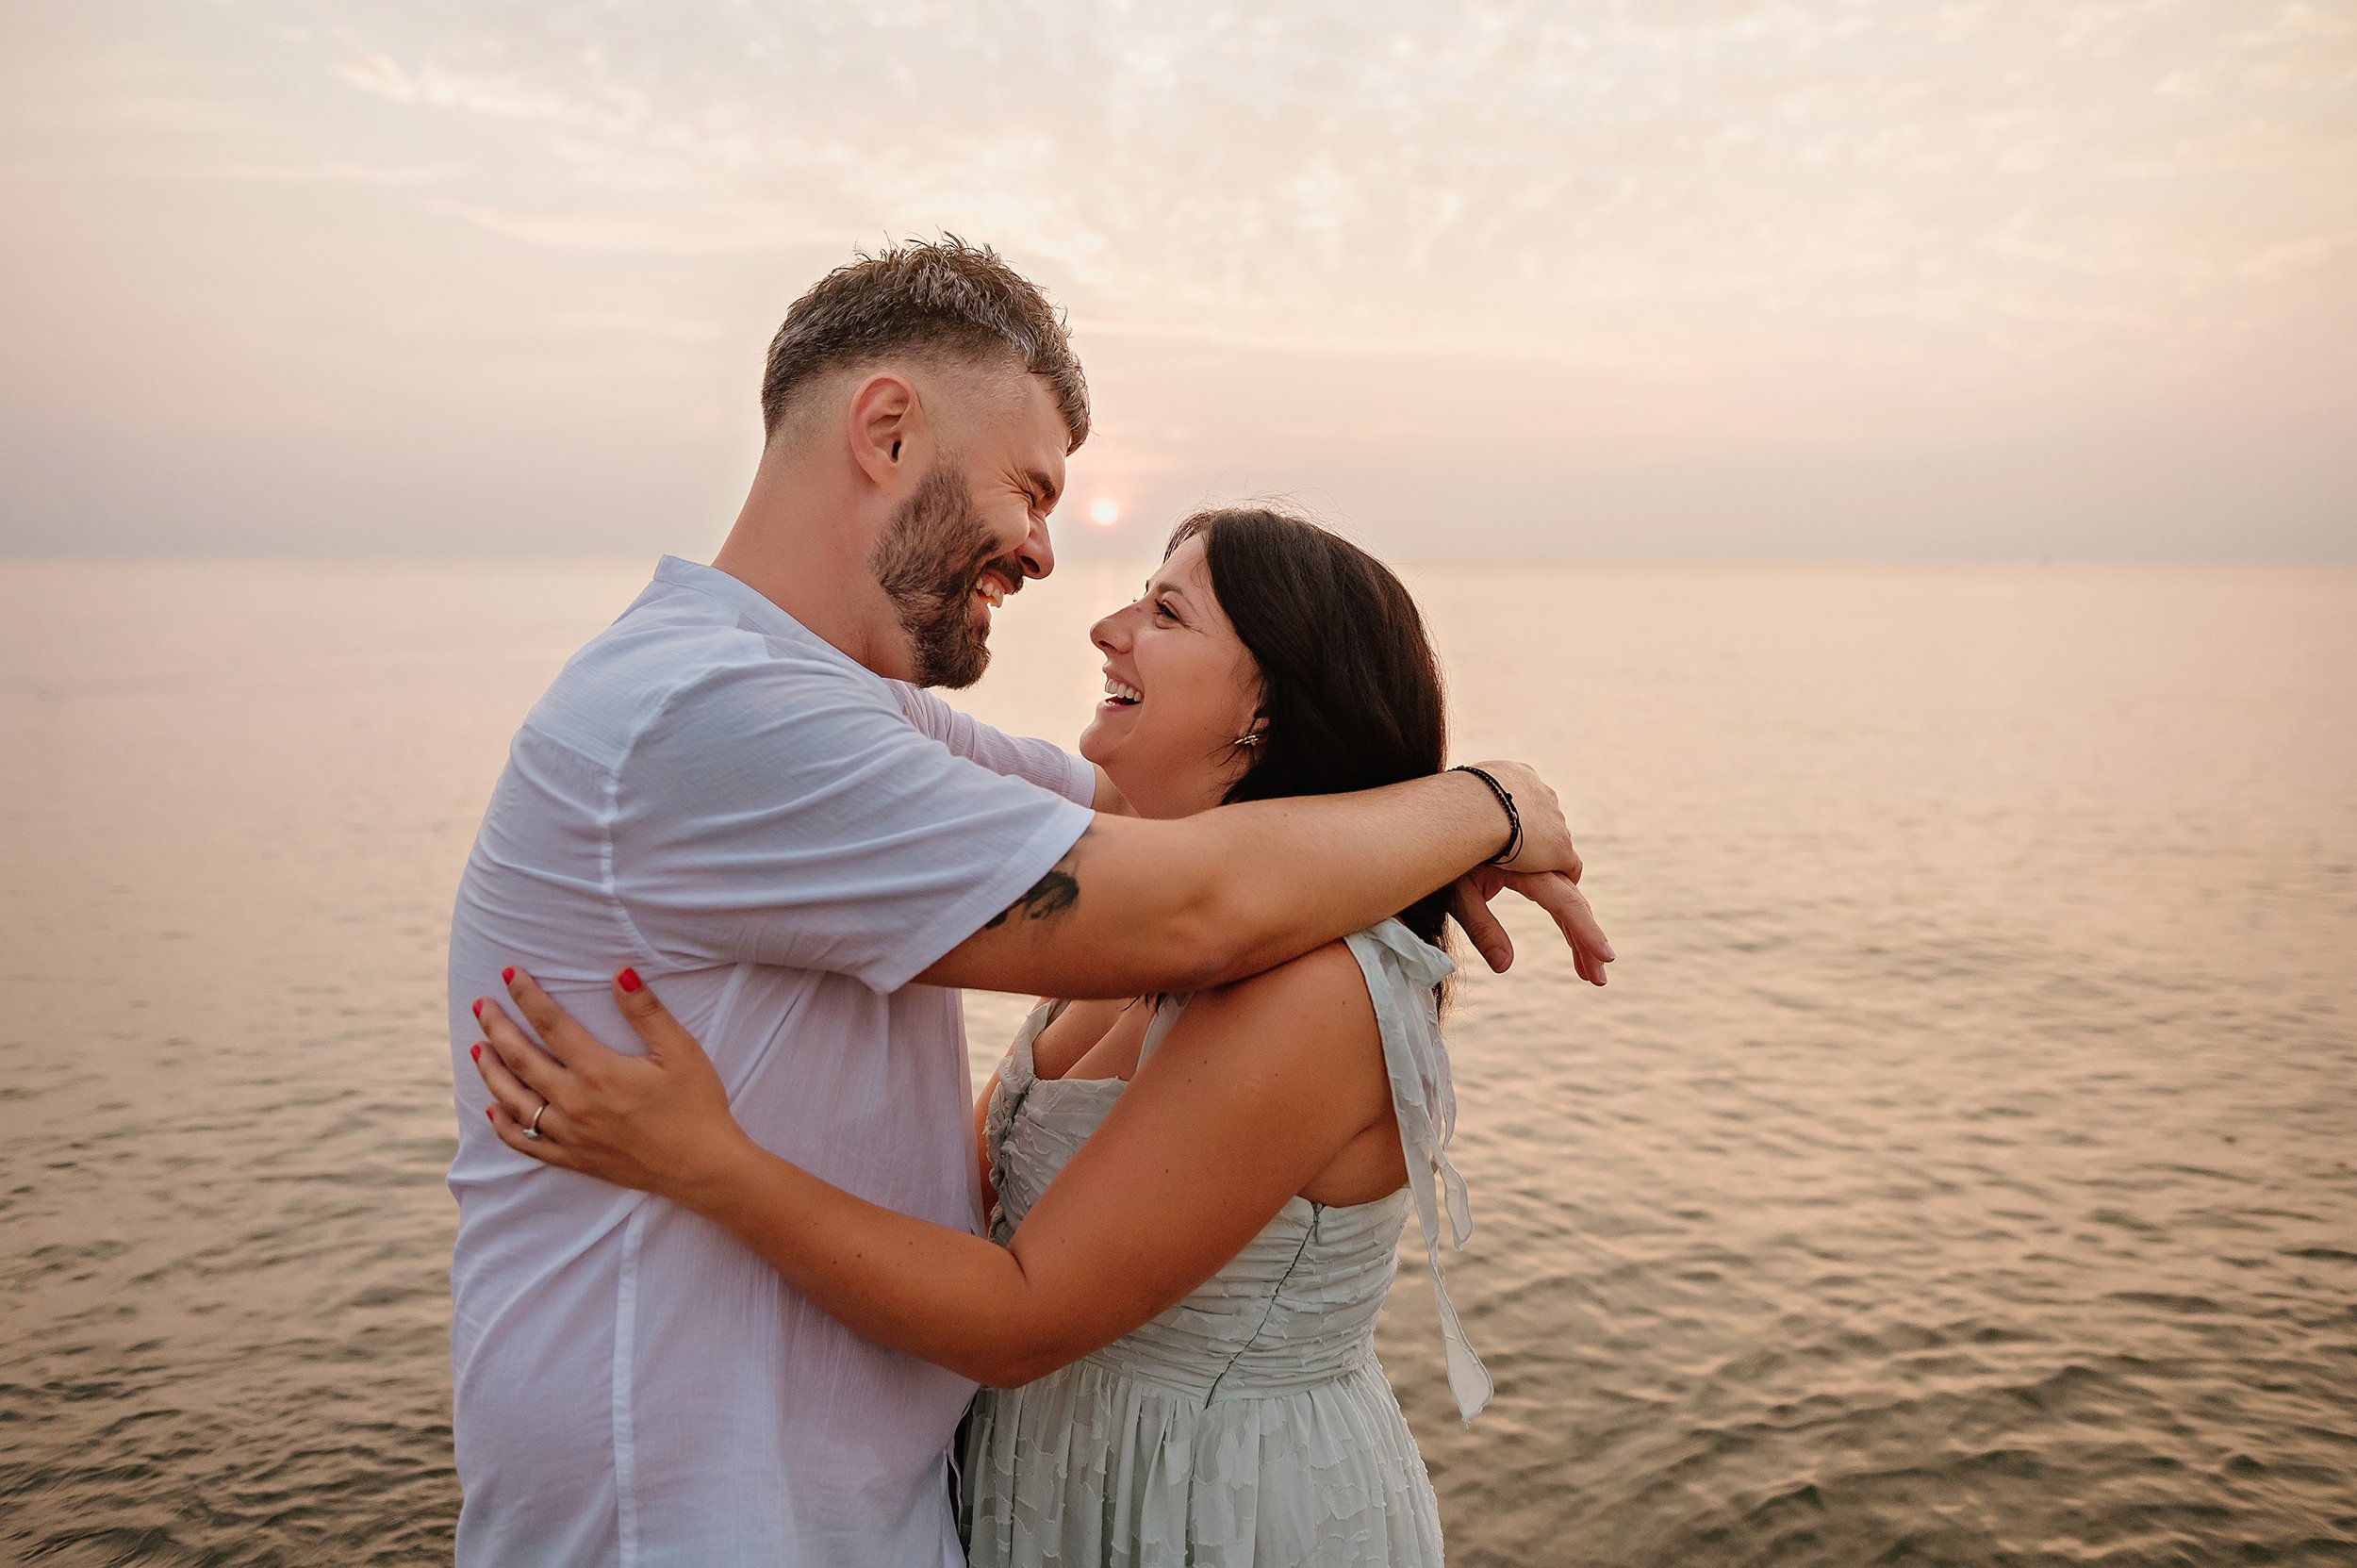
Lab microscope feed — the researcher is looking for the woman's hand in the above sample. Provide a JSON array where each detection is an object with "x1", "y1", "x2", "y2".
[{"x1": 470, "y1": 966, "x2": 755, "y2": 1213}]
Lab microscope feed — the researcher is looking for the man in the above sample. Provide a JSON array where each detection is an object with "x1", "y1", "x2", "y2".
[{"x1": 445, "y1": 239, "x2": 1607, "y2": 1566}]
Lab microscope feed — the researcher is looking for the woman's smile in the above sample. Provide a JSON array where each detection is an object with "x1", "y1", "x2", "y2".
[{"x1": 1099, "y1": 668, "x2": 1143, "y2": 708}]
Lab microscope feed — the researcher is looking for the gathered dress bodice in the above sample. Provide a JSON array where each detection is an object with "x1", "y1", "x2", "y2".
[
  {"x1": 960, "y1": 920, "x2": 1488, "y2": 1567},
  {"x1": 989, "y1": 1001, "x2": 1418, "y2": 1403}
]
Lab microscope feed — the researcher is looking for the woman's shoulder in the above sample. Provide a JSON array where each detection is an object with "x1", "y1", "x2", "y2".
[
  {"x1": 1184, "y1": 940, "x2": 1404, "y2": 1195},
  {"x1": 1233, "y1": 934, "x2": 1365, "y2": 993},
  {"x1": 1202, "y1": 939, "x2": 1380, "y2": 1063},
  {"x1": 1228, "y1": 919, "x2": 1439, "y2": 1006}
]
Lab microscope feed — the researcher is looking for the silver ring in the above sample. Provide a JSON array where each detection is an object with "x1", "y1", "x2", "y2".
[{"x1": 526, "y1": 1103, "x2": 548, "y2": 1141}]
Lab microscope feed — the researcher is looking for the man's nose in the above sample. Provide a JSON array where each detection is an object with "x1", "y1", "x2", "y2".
[{"x1": 1017, "y1": 511, "x2": 1055, "y2": 581}]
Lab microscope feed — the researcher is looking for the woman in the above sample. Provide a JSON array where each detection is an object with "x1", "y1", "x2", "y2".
[{"x1": 471, "y1": 507, "x2": 1604, "y2": 1565}]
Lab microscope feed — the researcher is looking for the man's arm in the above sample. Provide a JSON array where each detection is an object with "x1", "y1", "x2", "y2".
[
  {"x1": 1090, "y1": 767, "x2": 1133, "y2": 816},
  {"x1": 916, "y1": 762, "x2": 1605, "y2": 999},
  {"x1": 610, "y1": 661, "x2": 1597, "y2": 999},
  {"x1": 891, "y1": 682, "x2": 1096, "y2": 807}
]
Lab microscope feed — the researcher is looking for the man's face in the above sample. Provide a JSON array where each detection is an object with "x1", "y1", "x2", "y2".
[{"x1": 869, "y1": 372, "x2": 1067, "y2": 688}]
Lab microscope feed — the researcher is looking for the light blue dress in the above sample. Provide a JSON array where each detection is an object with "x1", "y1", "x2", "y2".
[{"x1": 960, "y1": 920, "x2": 1492, "y2": 1567}]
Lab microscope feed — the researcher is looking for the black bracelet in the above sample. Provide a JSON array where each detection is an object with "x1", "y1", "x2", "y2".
[{"x1": 1452, "y1": 766, "x2": 1522, "y2": 866}]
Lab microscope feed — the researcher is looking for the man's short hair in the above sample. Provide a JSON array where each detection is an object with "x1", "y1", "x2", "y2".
[{"x1": 760, "y1": 238, "x2": 1090, "y2": 452}]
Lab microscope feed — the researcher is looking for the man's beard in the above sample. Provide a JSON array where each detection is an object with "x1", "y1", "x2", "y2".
[{"x1": 869, "y1": 458, "x2": 1025, "y2": 689}]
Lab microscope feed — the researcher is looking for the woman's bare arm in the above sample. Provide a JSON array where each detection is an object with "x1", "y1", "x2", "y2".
[
  {"x1": 473, "y1": 955, "x2": 1391, "y2": 1387},
  {"x1": 973, "y1": 1063, "x2": 1003, "y2": 1222}
]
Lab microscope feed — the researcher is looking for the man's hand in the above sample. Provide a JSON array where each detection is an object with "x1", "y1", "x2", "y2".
[
  {"x1": 1464, "y1": 760, "x2": 1578, "y2": 881},
  {"x1": 1448, "y1": 761, "x2": 1611, "y2": 982},
  {"x1": 1451, "y1": 867, "x2": 1612, "y2": 982}
]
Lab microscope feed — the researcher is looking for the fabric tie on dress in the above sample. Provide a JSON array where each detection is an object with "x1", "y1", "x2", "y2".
[{"x1": 1342, "y1": 921, "x2": 1492, "y2": 1423}]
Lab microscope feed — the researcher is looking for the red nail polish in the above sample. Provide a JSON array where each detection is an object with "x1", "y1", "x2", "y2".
[
  {"x1": 470, "y1": 1044, "x2": 482, "y2": 1062},
  {"x1": 486, "y1": 1107, "x2": 495, "y2": 1121},
  {"x1": 471, "y1": 999, "x2": 484, "y2": 1018},
  {"x1": 502, "y1": 966, "x2": 517, "y2": 984},
  {"x1": 618, "y1": 966, "x2": 643, "y2": 994}
]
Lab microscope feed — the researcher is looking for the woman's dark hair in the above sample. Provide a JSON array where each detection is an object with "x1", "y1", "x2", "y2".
[{"x1": 1167, "y1": 506, "x2": 1454, "y2": 956}]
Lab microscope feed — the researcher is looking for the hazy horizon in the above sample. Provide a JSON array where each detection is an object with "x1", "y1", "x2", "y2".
[{"x1": 5, "y1": 2, "x2": 2352, "y2": 562}]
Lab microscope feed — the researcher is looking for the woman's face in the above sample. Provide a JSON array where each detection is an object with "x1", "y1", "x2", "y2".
[{"x1": 1079, "y1": 535, "x2": 1264, "y2": 819}]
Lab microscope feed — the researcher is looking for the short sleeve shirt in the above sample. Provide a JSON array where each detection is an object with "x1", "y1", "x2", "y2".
[{"x1": 446, "y1": 556, "x2": 1093, "y2": 1567}]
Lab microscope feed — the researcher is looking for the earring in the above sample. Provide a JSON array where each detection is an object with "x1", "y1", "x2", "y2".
[{"x1": 1234, "y1": 731, "x2": 1262, "y2": 748}]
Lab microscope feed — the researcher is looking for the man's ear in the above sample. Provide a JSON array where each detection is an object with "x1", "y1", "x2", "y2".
[{"x1": 845, "y1": 371, "x2": 924, "y2": 493}]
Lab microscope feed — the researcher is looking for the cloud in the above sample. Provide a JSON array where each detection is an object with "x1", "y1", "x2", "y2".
[
  {"x1": 261, "y1": 0, "x2": 2351, "y2": 367},
  {"x1": 220, "y1": 160, "x2": 459, "y2": 186},
  {"x1": 2241, "y1": 233, "x2": 2357, "y2": 279},
  {"x1": 331, "y1": 48, "x2": 592, "y2": 124},
  {"x1": 4, "y1": 0, "x2": 2351, "y2": 556}
]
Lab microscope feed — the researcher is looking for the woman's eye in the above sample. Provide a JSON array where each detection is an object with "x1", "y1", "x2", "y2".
[{"x1": 1151, "y1": 600, "x2": 1178, "y2": 621}]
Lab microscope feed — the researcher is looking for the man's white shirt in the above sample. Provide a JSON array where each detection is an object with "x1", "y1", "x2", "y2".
[{"x1": 446, "y1": 556, "x2": 1093, "y2": 1567}]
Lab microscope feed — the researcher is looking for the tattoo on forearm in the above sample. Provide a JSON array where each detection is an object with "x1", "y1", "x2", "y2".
[{"x1": 984, "y1": 838, "x2": 1083, "y2": 931}]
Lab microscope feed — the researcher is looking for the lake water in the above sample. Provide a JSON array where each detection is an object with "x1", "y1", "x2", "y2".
[{"x1": 2, "y1": 559, "x2": 2352, "y2": 1567}]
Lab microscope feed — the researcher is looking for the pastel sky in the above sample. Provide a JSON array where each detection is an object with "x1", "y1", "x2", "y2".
[{"x1": 4, "y1": 1, "x2": 2352, "y2": 559}]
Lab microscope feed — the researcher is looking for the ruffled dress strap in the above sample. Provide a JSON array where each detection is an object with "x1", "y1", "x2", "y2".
[
  {"x1": 1343, "y1": 919, "x2": 1493, "y2": 1422},
  {"x1": 1130, "y1": 991, "x2": 1191, "y2": 1065}
]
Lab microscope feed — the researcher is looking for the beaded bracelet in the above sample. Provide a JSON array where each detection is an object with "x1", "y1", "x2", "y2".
[{"x1": 1451, "y1": 765, "x2": 1523, "y2": 867}]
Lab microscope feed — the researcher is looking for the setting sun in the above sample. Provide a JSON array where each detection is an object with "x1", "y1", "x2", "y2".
[{"x1": 1088, "y1": 497, "x2": 1120, "y2": 527}]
